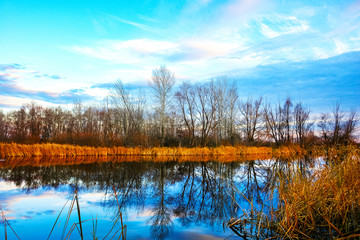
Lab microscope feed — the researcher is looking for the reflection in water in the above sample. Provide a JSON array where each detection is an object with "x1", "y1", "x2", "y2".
[{"x1": 0, "y1": 156, "x2": 316, "y2": 239}]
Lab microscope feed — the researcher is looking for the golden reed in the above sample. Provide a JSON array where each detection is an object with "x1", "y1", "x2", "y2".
[
  {"x1": 0, "y1": 143, "x2": 302, "y2": 158},
  {"x1": 274, "y1": 145, "x2": 360, "y2": 239}
]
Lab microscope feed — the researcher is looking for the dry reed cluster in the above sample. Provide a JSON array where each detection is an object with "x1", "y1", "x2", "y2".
[
  {"x1": 275, "y1": 146, "x2": 360, "y2": 239},
  {"x1": 273, "y1": 144, "x2": 305, "y2": 158},
  {"x1": 0, "y1": 153, "x2": 277, "y2": 168},
  {"x1": 0, "y1": 143, "x2": 287, "y2": 158},
  {"x1": 229, "y1": 145, "x2": 360, "y2": 239}
]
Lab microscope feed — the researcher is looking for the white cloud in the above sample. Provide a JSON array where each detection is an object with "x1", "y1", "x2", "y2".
[
  {"x1": 105, "y1": 14, "x2": 162, "y2": 35},
  {"x1": 104, "y1": 69, "x2": 151, "y2": 83},
  {"x1": 261, "y1": 23, "x2": 280, "y2": 38},
  {"x1": 67, "y1": 39, "x2": 178, "y2": 64},
  {"x1": 0, "y1": 181, "x2": 20, "y2": 191},
  {"x1": 312, "y1": 47, "x2": 330, "y2": 59},
  {"x1": 334, "y1": 39, "x2": 348, "y2": 54},
  {"x1": 260, "y1": 15, "x2": 310, "y2": 39},
  {"x1": 83, "y1": 87, "x2": 111, "y2": 99},
  {"x1": 0, "y1": 96, "x2": 68, "y2": 109}
]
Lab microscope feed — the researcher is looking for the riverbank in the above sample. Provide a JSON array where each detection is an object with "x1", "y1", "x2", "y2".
[{"x1": 0, "y1": 143, "x2": 303, "y2": 158}]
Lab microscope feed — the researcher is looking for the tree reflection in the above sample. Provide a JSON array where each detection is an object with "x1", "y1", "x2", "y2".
[
  {"x1": 0, "y1": 156, "x2": 290, "y2": 238},
  {"x1": 148, "y1": 162, "x2": 173, "y2": 240}
]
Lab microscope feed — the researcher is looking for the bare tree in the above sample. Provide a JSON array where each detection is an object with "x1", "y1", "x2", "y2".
[
  {"x1": 263, "y1": 98, "x2": 296, "y2": 146},
  {"x1": 27, "y1": 102, "x2": 43, "y2": 142},
  {"x1": 10, "y1": 107, "x2": 28, "y2": 143},
  {"x1": 226, "y1": 84, "x2": 239, "y2": 143},
  {"x1": 282, "y1": 97, "x2": 293, "y2": 143},
  {"x1": 318, "y1": 102, "x2": 357, "y2": 145},
  {"x1": 342, "y1": 109, "x2": 357, "y2": 143},
  {"x1": 263, "y1": 101, "x2": 287, "y2": 146},
  {"x1": 150, "y1": 65, "x2": 175, "y2": 146},
  {"x1": 213, "y1": 77, "x2": 239, "y2": 144},
  {"x1": 0, "y1": 110, "x2": 9, "y2": 141},
  {"x1": 42, "y1": 108, "x2": 54, "y2": 141},
  {"x1": 194, "y1": 81, "x2": 218, "y2": 147},
  {"x1": 318, "y1": 113, "x2": 330, "y2": 141},
  {"x1": 175, "y1": 82, "x2": 196, "y2": 146},
  {"x1": 112, "y1": 80, "x2": 145, "y2": 146},
  {"x1": 73, "y1": 99, "x2": 84, "y2": 134},
  {"x1": 293, "y1": 102, "x2": 313, "y2": 146},
  {"x1": 214, "y1": 77, "x2": 227, "y2": 143},
  {"x1": 239, "y1": 97, "x2": 263, "y2": 145}
]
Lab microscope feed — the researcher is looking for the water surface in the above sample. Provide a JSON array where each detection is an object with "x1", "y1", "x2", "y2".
[{"x1": 0, "y1": 157, "x2": 288, "y2": 239}]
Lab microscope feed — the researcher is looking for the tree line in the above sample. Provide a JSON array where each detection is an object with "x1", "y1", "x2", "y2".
[{"x1": 0, "y1": 66, "x2": 357, "y2": 147}]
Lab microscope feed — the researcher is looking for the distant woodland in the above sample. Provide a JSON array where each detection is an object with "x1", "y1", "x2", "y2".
[{"x1": 0, "y1": 66, "x2": 357, "y2": 148}]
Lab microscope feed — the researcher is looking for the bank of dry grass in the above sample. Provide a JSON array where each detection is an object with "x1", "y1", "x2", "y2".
[
  {"x1": 0, "y1": 143, "x2": 301, "y2": 158},
  {"x1": 0, "y1": 153, "x2": 280, "y2": 168}
]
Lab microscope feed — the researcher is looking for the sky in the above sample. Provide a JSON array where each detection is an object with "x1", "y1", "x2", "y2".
[{"x1": 0, "y1": 0, "x2": 359, "y2": 112}]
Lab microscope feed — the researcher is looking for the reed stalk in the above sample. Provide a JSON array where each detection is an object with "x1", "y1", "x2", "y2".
[
  {"x1": 75, "y1": 190, "x2": 84, "y2": 240},
  {"x1": 228, "y1": 145, "x2": 360, "y2": 239},
  {"x1": 0, "y1": 142, "x2": 298, "y2": 158}
]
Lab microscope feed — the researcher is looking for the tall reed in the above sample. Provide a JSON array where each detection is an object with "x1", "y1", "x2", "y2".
[
  {"x1": 47, "y1": 189, "x2": 126, "y2": 240},
  {"x1": 0, "y1": 143, "x2": 299, "y2": 158},
  {"x1": 229, "y1": 145, "x2": 360, "y2": 239}
]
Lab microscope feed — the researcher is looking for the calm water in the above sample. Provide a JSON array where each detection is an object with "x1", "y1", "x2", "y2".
[{"x1": 0, "y1": 157, "x2": 291, "y2": 239}]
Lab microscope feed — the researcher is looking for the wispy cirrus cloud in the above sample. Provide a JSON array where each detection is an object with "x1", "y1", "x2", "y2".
[
  {"x1": 67, "y1": 39, "x2": 178, "y2": 64},
  {"x1": 104, "y1": 13, "x2": 164, "y2": 36},
  {"x1": 66, "y1": 0, "x2": 359, "y2": 82}
]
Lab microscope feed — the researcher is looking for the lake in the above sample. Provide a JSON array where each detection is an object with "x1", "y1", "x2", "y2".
[{"x1": 0, "y1": 156, "x2": 306, "y2": 239}]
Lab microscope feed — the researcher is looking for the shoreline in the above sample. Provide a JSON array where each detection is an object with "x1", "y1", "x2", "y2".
[{"x1": 0, "y1": 143, "x2": 303, "y2": 158}]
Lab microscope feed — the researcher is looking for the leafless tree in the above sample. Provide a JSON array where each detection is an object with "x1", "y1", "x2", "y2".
[
  {"x1": 0, "y1": 110, "x2": 9, "y2": 141},
  {"x1": 226, "y1": 85, "x2": 239, "y2": 143},
  {"x1": 293, "y1": 102, "x2": 313, "y2": 146},
  {"x1": 42, "y1": 108, "x2": 54, "y2": 141},
  {"x1": 9, "y1": 107, "x2": 28, "y2": 143},
  {"x1": 73, "y1": 99, "x2": 84, "y2": 134},
  {"x1": 194, "y1": 81, "x2": 218, "y2": 147},
  {"x1": 112, "y1": 80, "x2": 145, "y2": 146},
  {"x1": 26, "y1": 102, "x2": 43, "y2": 142},
  {"x1": 213, "y1": 77, "x2": 239, "y2": 144},
  {"x1": 282, "y1": 97, "x2": 293, "y2": 143},
  {"x1": 239, "y1": 97, "x2": 263, "y2": 145},
  {"x1": 318, "y1": 113, "x2": 330, "y2": 141},
  {"x1": 342, "y1": 109, "x2": 357, "y2": 143},
  {"x1": 263, "y1": 98, "x2": 296, "y2": 146},
  {"x1": 150, "y1": 65, "x2": 175, "y2": 146},
  {"x1": 214, "y1": 77, "x2": 227, "y2": 143},
  {"x1": 318, "y1": 102, "x2": 357, "y2": 145},
  {"x1": 175, "y1": 82, "x2": 196, "y2": 146}
]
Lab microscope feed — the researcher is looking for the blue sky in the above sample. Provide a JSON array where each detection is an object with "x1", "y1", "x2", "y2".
[{"x1": 0, "y1": 0, "x2": 359, "y2": 111}]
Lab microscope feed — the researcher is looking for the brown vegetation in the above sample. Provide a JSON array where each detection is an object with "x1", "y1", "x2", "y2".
[
  {"x1": 0, "y1": 154, "x2": 277, "y2": 168},
  {"x1": 229, "y1": 145, "x2": 360, "y2": 239},
  {"x1": 275, "y1": 145, "x2": 360, "y2": 238},
  {"x1": 0, "y1": 142, "x2": 283, "y2": 158}
]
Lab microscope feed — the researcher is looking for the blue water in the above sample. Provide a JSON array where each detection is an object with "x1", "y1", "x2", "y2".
[{"x1": 0, "y1": 159, "x2": 278, "y2": 239}]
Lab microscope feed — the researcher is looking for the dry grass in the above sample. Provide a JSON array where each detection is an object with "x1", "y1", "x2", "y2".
[
  {"x1": 0, "y1": 154, "x2": 276, "y2": 168},
  {"x1": 229, "y1": 145, "x2": 360, "y2": 239},
  {"x1": 273, "y1": 144, "x2": 305, "y2": 158},
  {"x1": 0, "y1": 143, "x2": 283, "y2": 158},
  {"x1": 275, "y1": 146, "x2": 360, "y2": 239}
]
